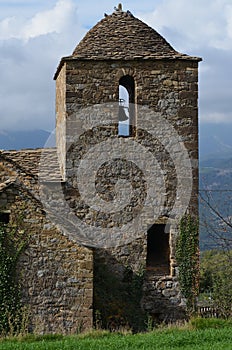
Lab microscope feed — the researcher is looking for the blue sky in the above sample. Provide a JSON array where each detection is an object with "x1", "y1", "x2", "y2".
[{"x1": 0, "y1": 0, "x2": 232, "y2": 131}]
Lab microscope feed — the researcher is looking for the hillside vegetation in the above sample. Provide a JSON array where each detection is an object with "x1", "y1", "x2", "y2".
[{"x1": 199, "y1": 156, "x2": 232, "y2": 251}]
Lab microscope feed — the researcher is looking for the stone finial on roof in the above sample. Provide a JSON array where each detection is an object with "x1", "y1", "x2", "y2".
[{"x1": 114, "y1": 3, "x2": 123, "y2": 12}]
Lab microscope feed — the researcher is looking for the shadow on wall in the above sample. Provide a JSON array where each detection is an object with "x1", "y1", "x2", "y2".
[{"x1": 93, "y1": 248, "x2": 146, "y2": 332}]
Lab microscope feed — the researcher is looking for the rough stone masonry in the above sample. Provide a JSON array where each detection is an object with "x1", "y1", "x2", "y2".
[{"x1": 0, "y1": 6, "x2": 201, "y2": 333}]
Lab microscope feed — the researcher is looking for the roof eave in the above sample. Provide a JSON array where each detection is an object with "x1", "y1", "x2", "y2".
[{"x1": 54, "y1": 54, "x2": 202, "y2": 80}]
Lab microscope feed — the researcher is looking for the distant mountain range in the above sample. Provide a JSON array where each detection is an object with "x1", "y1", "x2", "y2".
[
  {"x1": 199, "y1": 124, "x2": 232, "y2": 250},
  {"x1": 200, "y1": 123, "x2": 232, "y2": 160},
  {"x1": 0, "y1": 122, "x2": 232, "y2": 156},
  {"x1": 0, "y1": 130, "x2": 54, "y2": 150},
  {"x1": 199, "y1": 157, "x2": 232, "y2": 251}
]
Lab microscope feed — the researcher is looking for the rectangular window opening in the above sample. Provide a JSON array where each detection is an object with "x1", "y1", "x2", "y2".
[
  {"x1": 146, "y1": 224, "x2": 170, "y2": 275},
  {"x1": 0, "y1": 212, "x2": 10, "y2": 225}
]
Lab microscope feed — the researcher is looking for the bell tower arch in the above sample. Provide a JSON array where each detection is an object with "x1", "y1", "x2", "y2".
[{"x1": 118, "y1": 75, "x2": 135, "y2": 136}]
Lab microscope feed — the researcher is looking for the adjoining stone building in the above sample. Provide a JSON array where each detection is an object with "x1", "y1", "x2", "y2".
[{"x1": 0, "y1": 5, "x2": 201, "y2": 333}]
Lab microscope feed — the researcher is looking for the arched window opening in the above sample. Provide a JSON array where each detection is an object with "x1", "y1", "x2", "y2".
[
  {"x1": 118, "y1": 75, "x2": 135, "y2": 137},
  {"x1": 118, "y1": 86, "x2": 129, "y2": 136}
]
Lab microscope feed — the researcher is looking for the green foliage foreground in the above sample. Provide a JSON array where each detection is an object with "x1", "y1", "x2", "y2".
[{"x1": 0, "y1": 318, "x2": 231, "y2": 350}]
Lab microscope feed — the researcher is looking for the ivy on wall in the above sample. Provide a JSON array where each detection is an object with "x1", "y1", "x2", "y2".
[
  {"x1": 0, "y1": 223, "x2": 27, "y2": 334},
  {"x1": 176, "y1": 215, "x2": 199, "y2": 314}
]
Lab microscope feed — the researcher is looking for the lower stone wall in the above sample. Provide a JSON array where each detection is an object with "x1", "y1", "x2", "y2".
[
  {"x1": 142, "y1": 274, "x2": 186, "y2": 322},
  {"x1": 93, "y1": 223, "x2": 188, "y2": 329},
  {"x1": 20, "y1": 226, "x2": 93, "y2": 334},
  {"x1": 0, "y1": 182, "x2": 93, "y2": 334},
  {"x1": 1, "y1": 181, "x2": 188, "y2": 332},
  {"x1": 93, "y1": 232, "x2": 186, "y2": 330},
  {"x1": 93, "y1": 243, "x2": 147, "y2": 331},
  {"x1": 0, "y1": 160, "x2": 189, "y2": 333}
]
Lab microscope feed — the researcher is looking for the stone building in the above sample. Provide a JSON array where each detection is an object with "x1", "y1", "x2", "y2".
[{"x1": 0, "y1": 6, "x2": 201, "y2": 333}]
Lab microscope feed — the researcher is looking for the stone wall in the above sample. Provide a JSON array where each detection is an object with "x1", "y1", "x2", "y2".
[
  {"x1": 55, "y1": 58, "x2": 199, "y2": 324},
  {"x1": 0, "y1": 159, "x2": 93, "y2": 334},
  {"x1": 57, "y1": 59, "x2": 198, "y2": 212},
  {"x1": 56, "y1": 65, "x2": 67, "y2": 180}
]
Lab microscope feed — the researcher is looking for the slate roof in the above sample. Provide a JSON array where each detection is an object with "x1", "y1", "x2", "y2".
[
  {"x1": 0, "y1": 149, "x2": 61, "y2": 182},
  {"x1": 71, "y1": 11, "x2": 200, "y2": 61},
  {"x1": 0, "y1": 178, "x2": 17, "y2": 193},
  {"x1": 54, "y1": 9, "x2": 201, "y2": 79}
]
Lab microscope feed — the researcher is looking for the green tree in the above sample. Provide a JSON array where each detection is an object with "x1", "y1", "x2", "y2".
[{"x1": 200, "y1": 250, "x2": 232, "y2": 318}]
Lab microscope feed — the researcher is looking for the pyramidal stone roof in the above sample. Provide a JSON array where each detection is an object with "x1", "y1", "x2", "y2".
[
  {"x1": 54, "y1": 7, "x2": 201, "y2": 78},
  {"x1": 72, "y1": 10, "x2": 199, "y2": 61}
]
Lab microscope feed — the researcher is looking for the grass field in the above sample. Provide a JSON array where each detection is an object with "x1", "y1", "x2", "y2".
[{"x1": 0, "y1": 318, "x2": 231, "y2": 350}]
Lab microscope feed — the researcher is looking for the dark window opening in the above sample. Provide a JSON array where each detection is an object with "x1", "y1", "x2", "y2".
[
  {"x1": 0, "y1": 212, "x2": 10, "y2": 225},
  {"x1": 118, "y1": 75, "x2": 135, "y2": 137},
  {"x1": 146, "y1": 224, "x2": 170, "y2": 275}
]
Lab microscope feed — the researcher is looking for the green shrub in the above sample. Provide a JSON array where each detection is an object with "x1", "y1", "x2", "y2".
[
  {"x1": 200, "y1": 250, "x2": 232, "y2": 318},
  {"x1": 189, "y1": 317, "x2": 232, "y2": 330}
]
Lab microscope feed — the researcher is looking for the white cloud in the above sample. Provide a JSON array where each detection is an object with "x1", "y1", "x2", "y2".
[
  {"x1": 137, "y1": 0, "x2": 232, "y2": 125},
  {"x1": 21, "y1": 0, "x2": 75, "y2": 40},
  {"x1": 225, "y1": 5, "x2": 232, "y2": 39},
  {"x1": 139, "y1": 0, "x2": 232, "y2": 51},
  {"x1": 200, "y1": 112, "x2": 232, "y2": 124},
  {"x1": 0, "y1": 0, "x2": 86, "y2": 131},
  {"x1": 0, "y1": 16, "x2": 22, "y2": 40},
  {"x1": 0, "y1": 0, "x2": 76, "y2": 41}
]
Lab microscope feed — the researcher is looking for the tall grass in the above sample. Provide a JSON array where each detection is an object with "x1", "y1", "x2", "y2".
[{"x1": 0, "y1": 318, "x2": 231, "y2": 350}]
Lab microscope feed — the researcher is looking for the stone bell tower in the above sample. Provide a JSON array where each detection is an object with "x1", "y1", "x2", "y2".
[{"x1": 54, "y1": 4, "x2": 201, "y2": 327}]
